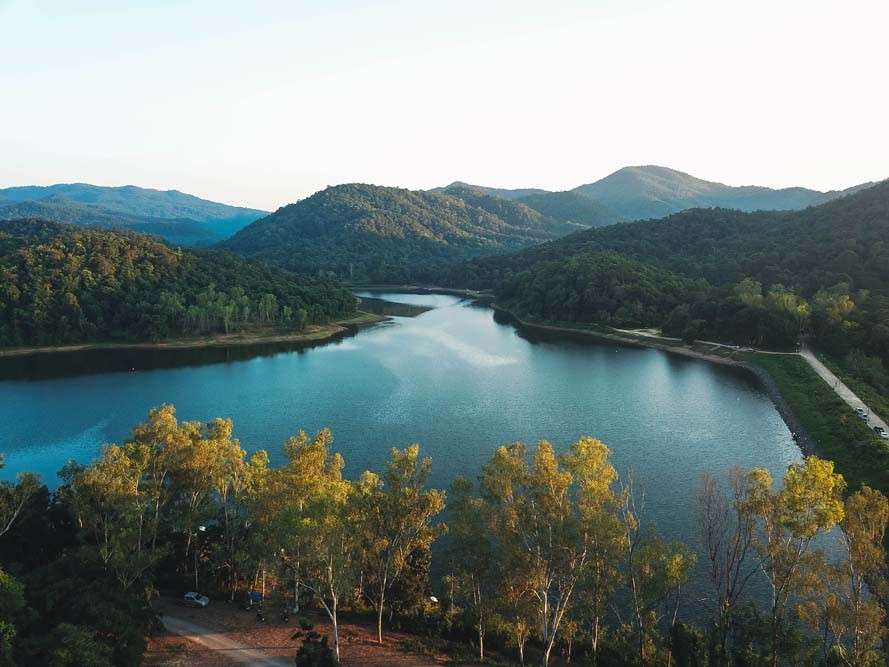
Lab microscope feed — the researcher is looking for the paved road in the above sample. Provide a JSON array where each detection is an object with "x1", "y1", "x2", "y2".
[
  {"x1": 799, "y1": 346, "x2": 889, "y2": 434},
  {"x1": 162, "y1": 615, "x2": 292, "y2": 667}
]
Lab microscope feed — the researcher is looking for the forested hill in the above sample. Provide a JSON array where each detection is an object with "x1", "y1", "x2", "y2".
[
  {"x1": 440, "y1": 185, "x2": 582, "y2": 236},
  {"x1": 572, "y1": 165, "x2": 873, "y2": 220},
  {"x1": 0, "y1": 219, "x2": 356, "y2": 347},
  {"x1": 456, "y1": 180, "x2": 889, "y2": 356},
  {"x1": 0, "y1": 183, "x2": 268, "y2": 244},
  {"x1": 0, "y1": 196, "x2": 224, "y2": 247},
  {"x1": 221, "y1": 183, "x2": 581, "y2": 283},
  {"x1": 516, "y1": 190, "x2": 623, "y2": 228}
]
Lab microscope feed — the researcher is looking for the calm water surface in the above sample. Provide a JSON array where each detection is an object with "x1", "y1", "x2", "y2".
[{"x1": 1, "y1": 292, "x2": 804, "y2": 552}]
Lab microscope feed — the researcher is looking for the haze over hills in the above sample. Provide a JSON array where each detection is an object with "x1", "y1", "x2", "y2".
[
  {"x1": 515, "y1": 190, "x2": 623, "y2": 228},
  {"x1": 434, "y1": 165, "x2": 873, "y2": 222},
  {"x1": 0, "y1": 196, "x2": 225, "y2": 246},
  {"x1": 221, "y1": 183, "x2": 581, "y2": 283},
  {"x1": 0, "y1": 183, "x2": 268, "y2": 245}
]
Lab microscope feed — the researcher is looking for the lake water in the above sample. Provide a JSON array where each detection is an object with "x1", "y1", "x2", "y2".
[{"x1": 0, "y1": 291, "x2": 805, "y2": 552}]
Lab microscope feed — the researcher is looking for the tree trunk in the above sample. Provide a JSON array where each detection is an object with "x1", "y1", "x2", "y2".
[
  {"x1": 376, "y1": 600, "x2": 385, "y2": 644},
  {"x1": 332, "y1": 596, "x2": 340, "y2": 663}
]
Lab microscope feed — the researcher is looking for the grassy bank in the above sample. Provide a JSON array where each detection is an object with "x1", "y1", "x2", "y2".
[
  {"x1": 817, "y1": 352, "x2": 889, "y2": 427},
  {"x1": 0, "y1": 311, "x2": 385, "y2": 359},
  {"x1": 748, "y1": 353, "x2": 889, "y2": 496}
]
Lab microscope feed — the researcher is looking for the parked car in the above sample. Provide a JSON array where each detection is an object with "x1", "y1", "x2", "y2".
[
  {"x1": 874, "y1": 426, "x2": 884, "y2": 434},
  {"x1": 182, "y1": 592, "x2": 209, "y2": 608}
]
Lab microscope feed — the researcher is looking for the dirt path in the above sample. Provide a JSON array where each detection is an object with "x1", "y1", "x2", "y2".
[
  {"x1": 145, "y1": 598, "x2": 443, "y2": 667},
  {"x1": 799, "y1": 345, "x2": 888, "y2": 433},
  {"x1": 162, "y1": 616, "x2": 291, "y2": 666}
]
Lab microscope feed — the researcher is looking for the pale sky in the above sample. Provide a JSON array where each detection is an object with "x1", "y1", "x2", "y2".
[{"x1": 1, "y1": 0, "x2": 887, "y2": 211}]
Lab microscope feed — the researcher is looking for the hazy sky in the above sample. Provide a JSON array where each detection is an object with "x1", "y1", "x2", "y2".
[{"x1": 2, "y1": 0, "x2": 887, "y2": 210}]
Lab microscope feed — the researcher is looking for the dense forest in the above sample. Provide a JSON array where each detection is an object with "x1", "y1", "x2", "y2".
[
  {"x1": 0, "y1": 219, "x2": 356, "y2": 347},
  {"x1": 1, "y1": 406, "x2": 885, "y2": 666},
  {"x1": 516, "y1": 190, "x2": 623, "y2": 228},
  {"x1": 221, "y1": 184, "x2": 583, "y2": 283},
  {"x1": 454, "y1": 181, "x2": 889, "y2": 357}
]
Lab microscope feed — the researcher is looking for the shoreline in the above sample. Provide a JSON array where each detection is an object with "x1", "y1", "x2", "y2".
[
  {"x1": 492, "y1": 304, "x2": 817, "y2": 456},
  {"x1": 0, "y1": 311, "x2": 386, "y2": 359}
]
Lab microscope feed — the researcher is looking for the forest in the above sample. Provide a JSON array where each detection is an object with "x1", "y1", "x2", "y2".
[
  {"x1": 453, "y1": 181, "x2": 889, "y2": 361},
  {"x1": 1, "y1": 406, "x2": 886, "y2": 666},
  {"x1": 220, "y1": 184, "x2": 581, "y2": 284},
  {"x1": 0, "y1": 219, "x2": 357, "y2": 347}
]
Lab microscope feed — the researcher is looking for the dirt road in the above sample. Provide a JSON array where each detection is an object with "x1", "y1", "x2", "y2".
[{"x1": 162, "y1": 615, "x2": 292, "y2": 667}]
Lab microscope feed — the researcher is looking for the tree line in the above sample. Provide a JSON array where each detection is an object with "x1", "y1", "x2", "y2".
[
  {"x1": 450, "y1": 181, "x2": 889, "y2": 363},
  {"x1": 1, "y1": 406, "x2": 888, "y2": 665},
  {"x1": 0, "y1": 219, "x2": 356, "y2": 347}
]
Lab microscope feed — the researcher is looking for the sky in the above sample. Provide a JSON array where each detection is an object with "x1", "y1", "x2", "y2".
[{"x1": 1, "y1": 0, "x2": 887, "y2": 211}]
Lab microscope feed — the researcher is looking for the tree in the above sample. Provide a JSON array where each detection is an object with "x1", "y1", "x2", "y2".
[
  {"x1": 355, "y1": 445, "x2": 446, "y2": 644},
  {"x1": 697, "y1": 468, "x2": 758, "y2": 663},
  {"x1": 807, "y1": 486, "x2": 889, "y2": 665},
  {"x1": 0, "y1": 566, "x2": 25, "y2": 666},
  {"x1": 620, "y1": 476, "x2": 696, "y2": 663},
  {"x1": 480, "y1": 438, "x2": 621, "y2": 667},
  {"x1": 740, "y1": 456, "x2": 846, "y2": 667},
  {"x1": 448, "y1": 476, "x2": 495, "y2": 660},
  {"x1": 277, "y1": 430, "x2": 354, "y2": 662},
  {"x1": 0, "y1": 453, "x2": 40, "y2": 538}
]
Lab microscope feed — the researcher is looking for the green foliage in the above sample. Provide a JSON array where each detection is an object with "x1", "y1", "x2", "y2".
[
  {"x1": 221, "y1": 184, "x2": 579, "y2": 283},
  {"x1": 457, "y1": 180, "x2": 889, "y2": 358},
  {"x1": 517, "y1": 190, "x2": 622, "y2": 228},
  {"x1": 293, "y1": 623, "x2": 339, "y2": 667},
  {"x1": 0, "y1": 219, "x2": 356, "y2": 346}
]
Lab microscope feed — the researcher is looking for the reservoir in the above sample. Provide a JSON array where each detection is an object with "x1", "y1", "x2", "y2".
[{"x1": 0, "y1": 291, "x2": 803, "y2": 554}]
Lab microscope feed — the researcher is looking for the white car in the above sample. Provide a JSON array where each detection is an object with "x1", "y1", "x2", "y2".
[{"x1": 182, "y1": 592, "x2": 209, "y2": 608}]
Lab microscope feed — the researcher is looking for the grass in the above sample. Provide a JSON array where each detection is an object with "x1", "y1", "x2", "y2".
[
  {"x1": 747, "y1": 353, "x2": 889, "y2": 496},
  {"x1": 816, "y1": 353, "x2": 889, "y2": 426}
]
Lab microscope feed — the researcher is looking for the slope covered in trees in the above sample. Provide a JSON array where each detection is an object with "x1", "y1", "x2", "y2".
[
  {"x1": 0, "y1": 196, "x2": 224, "y2": 246},
  {"x1": 1, "y1": 407, "x2": 886, "y2": 666},
  {"x1": 456, "y1": 180, "x2": 889, "y2": 356},
  {"x1": 516, "y1": 190, "x2": 623, "y2": 228},
  {"x1": 0, "y1": 183, "x2": 266, "y2": 233},
  {"x1": 573, "y1": 165, "x2": 873, "y2": 220},
  {"x1": 0, "y1": 219, "x2": 356, "y2": 347},
  {"x1": 221, "y1": 184, "x2": 580, "y2": 283}
]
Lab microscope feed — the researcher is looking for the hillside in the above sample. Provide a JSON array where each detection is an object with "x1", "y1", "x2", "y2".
[
  {"x1": 0, "y1": 183, "x2": 267, "y2": 241},
  {"x1": 573, "y1": 165, "x2": 872, "y2": 220},
  {"x1": 0, "y1": 196, "x2": 223, "y2": 246},
  {"x1": 516, "y1": 190, "x2": 622, "y2": 228},
  {"x1": 440, "y1": 185, "x2": 581, "y2": 236},
  {"x1": 221, "y1": 183, "x2": 579, "y2": 283},
  {"x1": 428, "y1": 181, "x2": 547, "y2": 200},
  {"x1": 0, "y1": 219, "x2": 356, "y2": 347},
  {"x1": 457, "y1": 180, "x2": 889, "y2": 355}
]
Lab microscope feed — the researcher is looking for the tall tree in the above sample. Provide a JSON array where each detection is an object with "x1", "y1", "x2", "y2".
[
  {"x1": 356, "y1": 445, "x2": 446, "y2": 644},
  {"x1": 697, "y1": 468, "x2": 758, "y2": 663},
  {"x1": 740, "y1": 456, "x2": 846, "y2": 667}
]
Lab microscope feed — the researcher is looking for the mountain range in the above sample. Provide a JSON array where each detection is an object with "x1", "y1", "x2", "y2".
[
  {"x1": 0, "y1": 183, "x2": 267, "y2": 246},
  {"x1": 434, "y1": 165, "x2": 874, "y2": 222}
]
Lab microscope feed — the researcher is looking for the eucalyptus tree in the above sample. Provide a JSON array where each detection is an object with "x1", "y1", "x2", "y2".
[
  {"x1": 480, "y1": 437, "x2": 624, "y2": 667},
  {"x1": 448, "y1": 476, "x2": 495, "y2": 661},
  {"x1": 697, "y1": 468, "x2": 758, "y2": 663},
  {"x1": 619, "y1": 475, "x2": 696, "y2": 664},
  {"x1": 740, "y1": 456, "x2": 846, "y2": 667},
  {"x1": 0, "y1": 453, "x2": 40, "y2": 539},
  {"x1": 355, "y1": 445, "x2": 446, "y2": 644}
]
